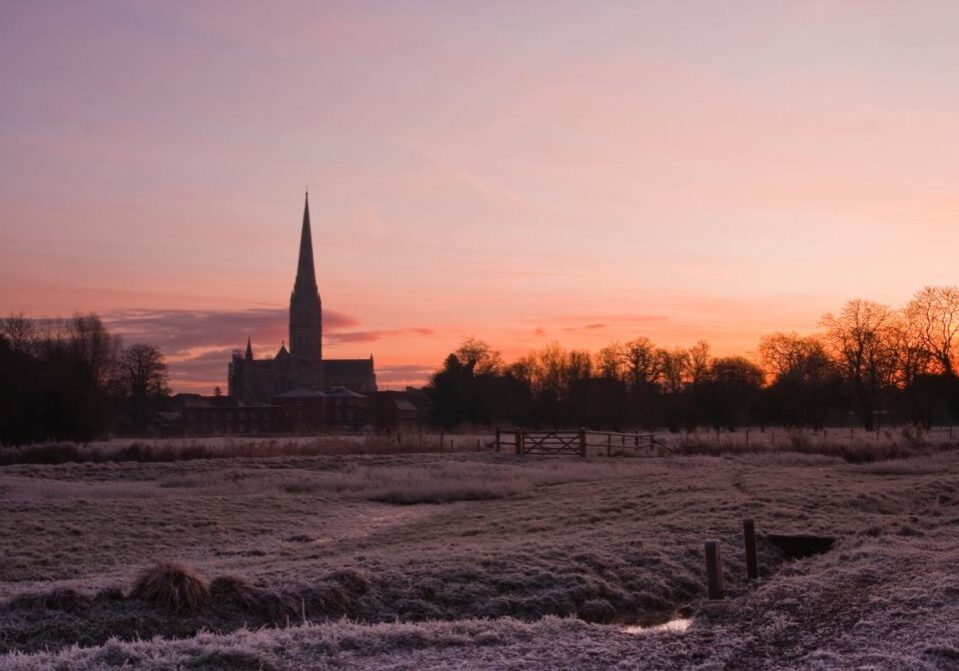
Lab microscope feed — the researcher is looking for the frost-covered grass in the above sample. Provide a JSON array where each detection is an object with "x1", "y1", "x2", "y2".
[{"x1": 2, "y1": 448, "x2": 959, "y2": 668}]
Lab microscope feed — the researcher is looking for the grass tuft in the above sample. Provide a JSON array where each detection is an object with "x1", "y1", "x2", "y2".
[
  {"x1": 209, "y1": 575, "x2": 260, "y2": 610},
  {"x1": 130, "y1": 562, "x2": 210, "y2": 613}
]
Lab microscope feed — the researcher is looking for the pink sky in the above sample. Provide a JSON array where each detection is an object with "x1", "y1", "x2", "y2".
[{"x1": 3, "y1": 2, "x2": 959, "y2": 392}]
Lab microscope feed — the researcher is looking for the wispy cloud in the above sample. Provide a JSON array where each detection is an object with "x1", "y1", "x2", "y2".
[
  {"x1": 326, "y1": 327, "x2": 436, "y2": 344},
  {"x1": 376, "y1": 363, "x2": 437, "y2": 388},
  {"x1": 99, "y1": 309, "x2": 438, "y2": 393},
  {"x1": 102, "y1": 308, "x2": 356, "y2": 392},
  {"x1": 563, "y1": 323, "x2": 607, "y2": 332}
]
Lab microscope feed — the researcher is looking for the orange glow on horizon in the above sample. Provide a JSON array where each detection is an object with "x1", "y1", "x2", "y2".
[{"x1": 4, "y1": 3, "x2": 959, "y2": 392}]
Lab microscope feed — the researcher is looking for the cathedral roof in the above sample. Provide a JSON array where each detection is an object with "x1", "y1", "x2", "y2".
[
  {"x1": 322, "y1": 358, "x2": 374, "y2": 374},
  {"x1": 274, "y1": 388, "x2": 326, "y2": 398}
]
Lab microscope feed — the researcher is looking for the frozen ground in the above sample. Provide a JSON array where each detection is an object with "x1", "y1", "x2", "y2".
[{"x1": 1, "y1": 447, "x2": 958, "y2": 669}]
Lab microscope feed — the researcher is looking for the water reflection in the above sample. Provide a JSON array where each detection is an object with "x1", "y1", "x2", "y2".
[{"x1": 623, "y1": 618, "x2": 692, "y2": 634}]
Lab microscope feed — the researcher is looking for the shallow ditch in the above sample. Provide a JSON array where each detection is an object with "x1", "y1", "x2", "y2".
[
  {"x1": 615, "y1": 532, "x2": 839, "y2": 638},
  {"x1": 0, "y1": 532, "x2": 840, "y2": 655}
]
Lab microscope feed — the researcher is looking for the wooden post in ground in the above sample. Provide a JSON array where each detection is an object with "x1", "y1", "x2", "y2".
[
  {"x1": 579, "y1": 428, "x2": 587, "y2": 457},
  {"x1": 515, "y1": 428, "x2": 523, "y2": 456},
  {"x1": 705, "y1": 541, "x2": 725, "y2": 599},
  {"x1": 743, "y1": 518, "x2": 758, "y2": 580},
  {"x1": 495, "y1": 427, "x2": 501, "y2": 452},
  {"x1": 439, "y1": 431, "x2": 444, "y2": 450},
  {"x1": 607, "y1": 433, "x2": 612, "y2": 456}
]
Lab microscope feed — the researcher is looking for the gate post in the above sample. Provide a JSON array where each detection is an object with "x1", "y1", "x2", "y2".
[
  {"x1": 743, "y1": 518, "x2": 758, "y2": 580},
  {"x1": 515, "y1": 428, "x2": 523, "y2": 455},
  {"x1": 495, "y1": 427, "x2": 501, "y2": 453},
  {"x1": 579, "y1": 428, "x2": 587, "y2": 457},
  {"x1": 705, "y1": 540, "x2": 725, "y2": 599}
]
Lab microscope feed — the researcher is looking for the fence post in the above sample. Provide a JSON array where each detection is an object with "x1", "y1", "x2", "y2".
[
  {"x1": 743, "y1": 518, "x2": 758, "y2": 580},
  {"x1": 439, "y1": 430, "x2": 444, "y2": 450},
  {"x1": 705, "y1": 540, "x2": 725, "y2": 599},
  {"x1": 579, "y1": 428, "x2": 587, "y2": 457},
  {"x1": 607, "y1": 433, "x2": 612, "y2": 456},
  {"x1": 495, "y1": 427, "x2": 501, "y2": 452},
  {"x1": 515, "y1": 428, "x2": 523, "y2": 456}
]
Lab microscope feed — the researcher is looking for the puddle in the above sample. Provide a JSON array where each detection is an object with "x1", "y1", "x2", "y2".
[{"x1": 623, "y1": 618, "x2": 692, "y2": 634}]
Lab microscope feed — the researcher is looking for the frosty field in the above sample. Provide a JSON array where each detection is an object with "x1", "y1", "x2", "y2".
[{"x1": 1, "y1": 443, "x2": 958, "y2": 670}]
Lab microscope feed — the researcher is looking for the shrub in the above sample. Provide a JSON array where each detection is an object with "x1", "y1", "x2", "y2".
[{"x1": 130, "y1": 561, "x2": 210, "y2": 613}]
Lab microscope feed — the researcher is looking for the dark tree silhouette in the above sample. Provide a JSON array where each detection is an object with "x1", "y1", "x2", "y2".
[
  {"x1": 759, "y1": 333, "x2": 841, "y2": 428},
  {"x1": 116, "y1": 343, "x2": 170, "y2": 431},
  {"x1": 821, "y1": 300, "x2": 899, "y2": 430},
  {"x1": 694, "y1": 356, "x2": 764, "y2": 430}
]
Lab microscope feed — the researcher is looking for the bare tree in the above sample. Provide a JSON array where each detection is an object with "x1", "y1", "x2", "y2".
[
  {"x1": 905, "y1": 285, "x2": 959, "y2": 377},
  {"x1": 596, "y1": 342, "x2": 624, "y2": 380},
  {"x1": 759, "y1": 332, "x2": 839, "y2": 428},
  {"x1": 658, "y1": 347, "x2": 691, "y2": 395},
  {"x1": 758, "y1": 332, "x2": 831, "y2": 380},
  {"x1": 454, "y1": 337, "x2": 503, "y2": 375},
  {"x1": 820, "y1": 300, "x2": 899, "y2": 429},
  {"x1": 687, "y1": 340, "x2": 711, "y2": 385},
  {"x1": 118, "y1": 343, "x2": 170, "y2": 399},
  {"x1": 0, "y1": 313, "x2": 36, "y2": 355},
  {"x1": 621, "y1": 337, "x2": 661, "y2": 389},
  {"x1": 68, "y1": 313, "x2": 120, "y2": 387}
]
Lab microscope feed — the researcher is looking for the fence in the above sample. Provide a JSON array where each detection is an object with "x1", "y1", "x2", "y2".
[{"x1": 494, "y1": 428, "x2": 667, "y2": 457}]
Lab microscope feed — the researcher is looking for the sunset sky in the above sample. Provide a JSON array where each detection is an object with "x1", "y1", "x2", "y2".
[{"x1": 3, "y1": 2, "x2": 959, "y2": 392}]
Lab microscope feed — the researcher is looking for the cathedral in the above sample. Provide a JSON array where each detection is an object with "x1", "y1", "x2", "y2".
[{"x1": 227, "y1": 194, "x2": 377, "y2": 403}]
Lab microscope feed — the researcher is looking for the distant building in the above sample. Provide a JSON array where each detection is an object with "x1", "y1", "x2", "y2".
[
  {"x1": 228, "y1": 194, "x2": 377, "y2": 403},
  {"x1": 369, "y1": 388, "x2": 433, "y2": 430},
  {"x1": 177, "y1": 394, "x2": 280, "y2": 435},
  {"x1": 273, "y1": 387, "x2": 370, "y2": 432}
]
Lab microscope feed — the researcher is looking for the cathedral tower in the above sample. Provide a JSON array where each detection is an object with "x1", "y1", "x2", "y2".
[{"x1": 289, "y1": 193, "x2": 322, "y2": 362}]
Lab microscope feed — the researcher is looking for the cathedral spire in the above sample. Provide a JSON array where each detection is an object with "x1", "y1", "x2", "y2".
[
  {"x1": 289, "y1": 192, "x2": 323, "y2": 364},
  {"x1": 294, "y1": 192, "x2": 317, "y2": 293},
  {"x1": 245, "y1": 336, "x2": 253, "y2": 361}
]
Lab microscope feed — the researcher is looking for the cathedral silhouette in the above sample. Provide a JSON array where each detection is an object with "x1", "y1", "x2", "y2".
[{"x1": 227, "y1": 194, "x2": 376, "y2": 403}]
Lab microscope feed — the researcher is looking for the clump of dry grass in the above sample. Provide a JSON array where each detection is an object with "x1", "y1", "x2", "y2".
[
  {"x1": 209, "y1": 575, "x2": 259, "y2": 610},
  {"x1": 130, "y1": 562, "x2": 210, "y2": 613}
]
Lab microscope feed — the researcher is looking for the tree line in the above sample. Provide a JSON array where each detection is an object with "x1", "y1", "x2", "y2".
[
  {"x1": 427, "y1": 286, "x2": 959, "y2": 431},
  {"x1": 0, "y1": 314, "x2": 170, "y2": 445}
]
